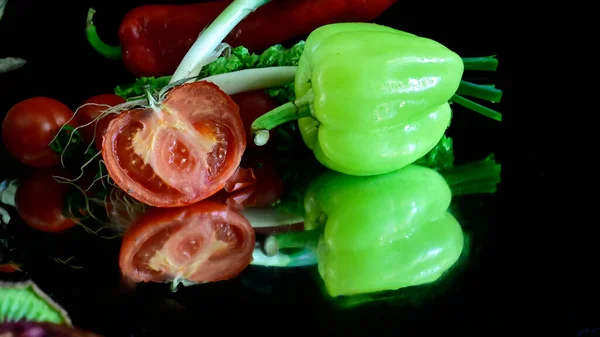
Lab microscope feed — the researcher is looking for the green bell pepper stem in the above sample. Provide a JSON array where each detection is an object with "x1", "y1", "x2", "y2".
[
  {"x1": 456, "y1": 81, "x2": 502, "y2": 103},
  {"x1": 86, "y1": 8, "x2": 122, "y2": 60},
  {"x1": 251, "y1": 89, "x2": 315, "y2": 146},
  {"x1": 450, "y1": 94, "x2": 502, "y2": 122},
  {"x1": 440, "y1": 155, "x2": 501, "y2": 196},
  {"x1": 263, "y1": 229, "x2": 321, "y2": 256},
  {"x1": 461, "y1": 56, "x2": 498, "y2": 71}
]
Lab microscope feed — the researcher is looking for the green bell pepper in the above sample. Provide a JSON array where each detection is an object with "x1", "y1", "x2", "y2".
[
  {"x1": 260, "y1": 157, "x2": 500, "y2": 297},
  {"x1": 251, "y1": 23, "x2": 464, "y2": 176},
  {"x1": 263, "y1": 164, "x2": 465, "y2": 297}
]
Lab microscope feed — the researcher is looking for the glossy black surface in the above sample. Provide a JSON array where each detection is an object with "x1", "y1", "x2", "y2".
[{"x1": 0, "y1": 1, "x2": 542, "y2": 336}]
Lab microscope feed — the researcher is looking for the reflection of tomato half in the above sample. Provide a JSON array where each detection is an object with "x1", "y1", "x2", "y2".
[
  {"x1": 102, "y1": 81, "x2": 246, "y2": 208},
  {"x1": 119, "y1": 201, "x2": 255, "y2": 284}
]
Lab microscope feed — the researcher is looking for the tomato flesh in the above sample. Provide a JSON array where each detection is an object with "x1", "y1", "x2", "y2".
[
  {"x1": 103, "y1": 81, "x2": 245, "y2": 207},
  {"x1": 119, "y1": 201, "x2": 255, "y2": 283}
]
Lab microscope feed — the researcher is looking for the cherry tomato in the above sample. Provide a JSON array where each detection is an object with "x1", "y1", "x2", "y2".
[
  {"x1": 102, "y1": 81, "x2": 246, "y2": 208},
  {"x1": 75, "y1": 94, "x2": 126, "y2": 151},
  {"x1": 119, "y1": 200, "x2": 255, "y2": 283},
  {"x1": 231, "y1": 90, "x2": 278, "y2": 150},
  {"x1": 240, "y1": 151, "x2": 284, "y2": 208},
  {"x1": 216, "y1": 150, "x2": 284, "y2": 209},
  {"x1": 2, "y1": 97, "x2": 75, "y2": 168},
  {"x1": 15, "y1": 169, "x2": 77, "y2": 233}
]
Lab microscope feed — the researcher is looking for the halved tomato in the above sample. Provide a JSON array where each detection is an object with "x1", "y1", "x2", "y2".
[
  {"x1": 102, "y1": 81, "x2": 246, "y2": 208},
  {"x1": 119, "y1": 200, "x2": 255, "y2": 284}
]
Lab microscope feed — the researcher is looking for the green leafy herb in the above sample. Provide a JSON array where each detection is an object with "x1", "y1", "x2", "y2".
[
  {"x1": 114, "y1": 41, "x2": 306, "y2": 100},
  {"x1": 265, "y1": 83, "x2": 296, "y2": 103},
  {"x1": 0, "y1": 280, "x2": 72, "y2": 325},
  {"x1": 114, "y1": 76, "x2": 171, "y2": 101},
  {"x1": 48, "y1": 125, "x2": 86, "y2": 159}
]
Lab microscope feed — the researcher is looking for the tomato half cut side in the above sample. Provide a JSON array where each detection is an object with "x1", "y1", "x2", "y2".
[
  {"x1": 119, "y1": 200, "x2": 255, "y2": 284},
  {"x1": 102, "y1": 81, "x2": 246, "y2": 207}
]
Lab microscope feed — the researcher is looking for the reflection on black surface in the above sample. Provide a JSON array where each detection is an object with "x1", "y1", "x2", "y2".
[{"x1": 0, "y1": 0, "x2": 510, "y2": 336}]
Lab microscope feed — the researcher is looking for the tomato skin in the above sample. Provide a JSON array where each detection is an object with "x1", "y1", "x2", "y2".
[
  {"x1": 119, "y1": 200, "x2": 255, "y2": 284},
  {"x1": 15, "y1": 169, "x2": 77, "y2": 233},
  {"x1": 215, "y1": 150, "x2": 285, "y2": 209},
  {"x1": 2, "y1": 97, "x2": 75, "y2": 168},
  {"x1": 231, "y1": 90, "x2": 278, "y2": 150},
  {"x1": 239, "y1": 151, "x2": 284, "y2": 208},
  {"x1": 75, "y1": 94, "x2": 126, "y2": 151},
  {"x1": 102, "y1": 81, "x2": 246, "y2": 208}
]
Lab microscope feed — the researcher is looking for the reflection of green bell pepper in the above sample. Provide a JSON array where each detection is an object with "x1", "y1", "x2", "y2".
[
  {"x1": 309, "y1": 165, "x2": 464, "y2": 296},
  {"x1": 263, "y1": 164, "x2": 465, "y2": 297},
  {"x1": 252, "y1": 23, "x2": 464, "y2": 176}
]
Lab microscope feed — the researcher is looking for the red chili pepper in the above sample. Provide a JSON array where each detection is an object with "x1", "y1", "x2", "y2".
[{"x1": 86, "y1": 0, "x2": 398, "y2": 77}]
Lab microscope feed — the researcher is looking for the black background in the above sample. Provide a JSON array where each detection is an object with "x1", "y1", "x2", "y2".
[{"x1": 0, "y1": 0, "x2": 561, "y2": 336}]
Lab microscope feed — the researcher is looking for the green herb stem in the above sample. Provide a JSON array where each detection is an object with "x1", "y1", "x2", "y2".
[
  {"x1": 85, "y1": 8, "x2": 122, "y2": 60},
  {"x1": 201, "y1": 66, "x2": 296, "y2": 95},
  {"x1": 49, "y1": 125, "x2": 85, "y2": 156},
  {"x1": 450, "y1": 94, "x2": 502, "y2": 122},
  {"x1": 263, "y1": 230, "x2": 320, "y2": 256},
  {"x1": 241, "y1": 207, "x2": 303, "y2": 228},
  {"x1": 170, "y1": 0, "x2": 271, "y2": 83},
  {"x1": 456, "y1": 81, "x2": 502, "y2": 103},
  {"x1": 440, "y1": 156, "x2": 501, "y2": 196},
  {"x1": 251, "y1": 247, "x2": 317, "y2": 267},
  {"x1": 461, "y1": 56, "x2": 498, "y2": 71}
]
